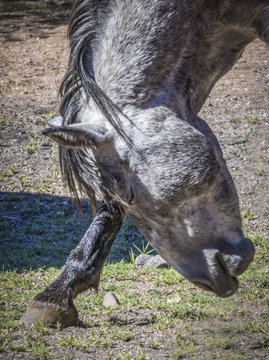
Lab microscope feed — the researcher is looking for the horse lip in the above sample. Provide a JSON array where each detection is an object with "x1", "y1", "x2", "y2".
[
  {"x1": 169, "y1": 249, "x2": 239, "y2": 297},
  {"x1": 191, "y1": 280, "x2": 214, "y2": 292},
  {"x1": 191, "y1": 275, "x2": 238, "y2": 297},
  {"x1": 214, "y1": 276, "x2": 238, "y2": 297},
  {"x1": 190, "y1": 249, "x2": 239, "y2": 297}
]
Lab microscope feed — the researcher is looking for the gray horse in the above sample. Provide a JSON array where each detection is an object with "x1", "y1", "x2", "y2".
[{"x1": 22, "y1": 0, "x2": 268, "y2": 327}]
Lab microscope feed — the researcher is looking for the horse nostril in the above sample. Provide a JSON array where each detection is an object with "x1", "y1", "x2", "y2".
[
  {"x1": 220, "y1": 237, "x2": 255, "y2": 276},
  {"x1": 216, "y1": 251, "x2": 230, "y2": 274},
  {"x1": 217, "y1": 252, "x2": 241, "y2": 276}
]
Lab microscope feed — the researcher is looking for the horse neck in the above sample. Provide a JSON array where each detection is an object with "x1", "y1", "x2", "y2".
[{"x1": 90, "y1": 1, "x2": 260, "y2": 113}]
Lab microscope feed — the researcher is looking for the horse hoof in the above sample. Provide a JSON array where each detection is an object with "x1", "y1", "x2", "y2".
[{"x1": 21, "y1": 300, "x2": 78, "y2": 328}]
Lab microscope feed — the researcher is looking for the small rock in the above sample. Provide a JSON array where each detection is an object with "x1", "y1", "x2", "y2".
[
  {"x1": 145, "y1": 255, "x2": 169, "y2": 269},
  {"x1": 134, "y1": 254, "x2": 152, "y2": 269},
  {"x1": 103, "y1": 292, "x2": 120, "y2": 307},
  {"x1": 135, "y1": 254, "x2": 169, "y2": 269}
]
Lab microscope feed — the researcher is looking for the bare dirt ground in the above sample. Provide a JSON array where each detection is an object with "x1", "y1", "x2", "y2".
[{"x1": 0, "y1": 1, "x2": 268, "y2": 359}]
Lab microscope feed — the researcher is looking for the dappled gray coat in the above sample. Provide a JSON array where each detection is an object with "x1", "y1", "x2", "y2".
[{"x1": 22, "y1": 0, "x2": 268, "y2": 327}]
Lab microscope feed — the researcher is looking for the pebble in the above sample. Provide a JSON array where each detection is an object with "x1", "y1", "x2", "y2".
[
  {"x1": 103, "y1": 292, "x2": 120, "y2": 307},
  {"x1": 135, "y1": 254, "x2": 169, "y2": 269}
]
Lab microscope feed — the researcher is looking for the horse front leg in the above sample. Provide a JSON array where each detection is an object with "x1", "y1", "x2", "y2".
[{"x1": 21, "y1": 200, "x2": 124, "y2": 327}]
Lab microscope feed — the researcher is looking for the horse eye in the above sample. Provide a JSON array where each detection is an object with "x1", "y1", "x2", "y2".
[{"x1": 128, "y1": 185, "x2": 135, "y2": 205}]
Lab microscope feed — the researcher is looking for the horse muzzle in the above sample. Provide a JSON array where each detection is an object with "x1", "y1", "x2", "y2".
[{"x1": 194, "y1": 237, "x2": 255, "y2": 297}]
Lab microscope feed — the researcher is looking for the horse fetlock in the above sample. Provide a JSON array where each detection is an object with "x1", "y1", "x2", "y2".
[
  {"x1": 71, "y1": 272, "x2": 101, "y2": 299},
  {"x1": 21, "y1": 299, "x2": 78, "y2": 328}
]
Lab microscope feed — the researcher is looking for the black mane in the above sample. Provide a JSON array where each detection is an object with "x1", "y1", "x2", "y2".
[{"x1": 59, "y1": 0, "x2": 136, "y2": 209}]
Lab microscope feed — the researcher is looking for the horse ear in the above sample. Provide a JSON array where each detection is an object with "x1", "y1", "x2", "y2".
[{"x1": 42, "y1": 123, "x2": 110, "y2": 148}]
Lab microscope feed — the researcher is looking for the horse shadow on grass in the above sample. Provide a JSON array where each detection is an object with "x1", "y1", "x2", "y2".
[{"x1": 0, "y1": 192, "x2": 146, "y2": 272}]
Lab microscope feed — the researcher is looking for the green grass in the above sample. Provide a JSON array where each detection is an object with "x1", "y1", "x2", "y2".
[
  {"x1": 263, "y1": 154, "x2": 269, "y2": 163},
  {"x1": 241, "y1": 209, "x2": 255, "y2": 222},
  {"x1": 231, "y1": 172, "x2": 240, "y2": 177},
  {"x1": 25, "y1": 140, "x2": 40, "y2": 154},
  {"x1": 233, "y1": 147, "x2": 249, "y2": 157},
  {"x1": 255, "y1": 167, "x2": 266, "y2": 176},
  {"x1": 234, "y1": 136, "x2": 249, "y2": 144},
  {"x1": 247, "y1": 115, "x2": 260, "y2": 124},
  {"x1": 0, "y1": 193, "x2": 148, "y2": 271},
  {"x1": 0, "y1": 165, "x2": 19, "y2": 180},
  {"x1": 0, "y1": 191, "x2": 268, "y2": 358},
  {"x1": 41, "y1": 112, "x2": 57, "y2": 121},
  {"x1": 231, "y1": 118, "x2": 242, "y2": 124},
  {"x1": 0, "y1": 229, "x2": 268, "y2": 358}
]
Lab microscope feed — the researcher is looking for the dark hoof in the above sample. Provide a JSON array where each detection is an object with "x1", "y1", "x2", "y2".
[{"x1": 21, "y1": 300, "x2": 78, "y2": 328}]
